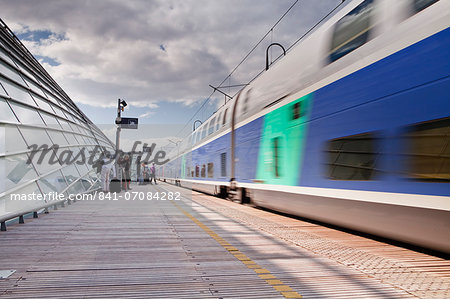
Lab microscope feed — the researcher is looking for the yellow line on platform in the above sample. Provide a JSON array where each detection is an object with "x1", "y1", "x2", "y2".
[{"x1": 172, "y1": 201, "x2": 302, "y2": 298}]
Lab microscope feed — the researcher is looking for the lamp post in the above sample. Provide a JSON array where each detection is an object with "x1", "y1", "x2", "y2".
[
  {"x1": 115, "y1": 99, "x2": 127, "y2": 177},
  {"x1": 266, "y1": 42, "x2": 286, "y2": 71},
  {"x1": 193, "y1": 120, "x2": 202, "y2": 131}
]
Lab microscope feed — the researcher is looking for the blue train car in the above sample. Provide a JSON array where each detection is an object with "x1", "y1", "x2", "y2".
[{"x1": 161, "y1": 0, "x2": 450, "y2": 253}]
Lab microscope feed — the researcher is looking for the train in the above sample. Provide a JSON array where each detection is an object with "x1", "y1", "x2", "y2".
[{"x1": 158, "y1": 0, "x2": 450, "y2": 254}]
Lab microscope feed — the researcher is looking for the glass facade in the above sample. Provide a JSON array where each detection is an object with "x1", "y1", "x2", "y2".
[{"x1": 0, "y1": 19, "x2": 114, "y2": 217}]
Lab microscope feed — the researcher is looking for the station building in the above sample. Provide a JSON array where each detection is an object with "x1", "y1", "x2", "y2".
[{"x1": 0, "y1": 19, "x2": 114, "y2": 216}]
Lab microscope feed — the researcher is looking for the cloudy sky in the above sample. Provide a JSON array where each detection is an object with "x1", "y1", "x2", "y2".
[{"x1": 1, "y1": 0, "x2": 344, "y2": 137}]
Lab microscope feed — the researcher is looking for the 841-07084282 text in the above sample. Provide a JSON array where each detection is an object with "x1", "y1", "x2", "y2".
[{"x1": 97, "y1": 191, "x2": 181, "y2": 201}]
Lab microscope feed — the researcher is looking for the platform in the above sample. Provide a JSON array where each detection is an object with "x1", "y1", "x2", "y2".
[{"x1": 0, "y1": 182, "x2": 449, "y2": 298}]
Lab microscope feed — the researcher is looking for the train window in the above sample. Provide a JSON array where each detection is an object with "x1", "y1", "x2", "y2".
[
  {"x1": 195, "y1": 165, "x2": 199, "y2": 177},
  {"x1": 403, "y1": 117, "x2": 449, "y2": 181},
  {"x1": 327, "y1": 132, "x2": 378, "y2": 180},
  {"x1": 243, "y1": 97, "x2": 248, "y2": 114},
  {"x1": 201, "y1": 164, "x2": 206, "y2": 177},
  {"x1": 207, "y1": 162, "x2": 214, "y2": 178},
  {"x1": 292, "y1": 101, "x2": 303, "y2": 120},
  {"x1": 242, "y1": 89, "x2": 251, "y2": 114},
  {"x1": 208, "y1": 117, "x2": 216, "y2": 135},
  {"x1": 201, "y1": 125, "x2": 207, "y2": 140},
  {"x1": 273, "y1": 137, "x2": 281, "y2": 177},
  {"x1": 413, "y1": 0, "x2": 439, "y2": 13},
  {"x1": 222, "y1": 108, "x2": 228, "y2": 126},
  {"x1": 221, "y1": 152, "x2": 227, "y2": 177},
  {"x1": 216, "y1": 112, "x2": 222, "y2": 131},
  {"x1": 329, "y1": 0, "x2": 375, "y2": 63}
]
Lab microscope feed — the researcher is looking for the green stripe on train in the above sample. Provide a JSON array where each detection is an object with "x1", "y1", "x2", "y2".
[{"x1": 256, "y1": 93, "x2": 312, "y2": 186}]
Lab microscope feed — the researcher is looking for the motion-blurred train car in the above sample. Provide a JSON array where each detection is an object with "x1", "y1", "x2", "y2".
[{"x1": 160, "y1": 0, "x2": 450, "y2": 253}]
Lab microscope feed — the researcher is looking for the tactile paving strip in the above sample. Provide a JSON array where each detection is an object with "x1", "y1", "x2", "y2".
[{"x1": 191, "y1": 193, "x2": 450, "y2": 299}]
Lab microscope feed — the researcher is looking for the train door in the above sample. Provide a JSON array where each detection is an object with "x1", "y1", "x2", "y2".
[{"x1": 256, "y1": 94, "x2": 312, "y2": 186}]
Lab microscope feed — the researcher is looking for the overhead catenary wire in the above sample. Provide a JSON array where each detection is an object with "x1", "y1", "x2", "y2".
[
  {"x1": 216, "y1": 0, "x2": 301, "y2": 89},
  {"x1": 178, "y1": 1, "x2": 301, "y2": 136},
  {"x1": 287, "y1": 0, "x2": 346, "y2": 52},
  {"x1": 176, "y1": 89, "x2": 216, "y2": 137},
  {"x1": 176, "y1": 0, "x2": 301, "y2": 137},
  {"x1": 178, "y1": 0, "x2": 347, "y2": 137},
  {"x1": 229, "y1": 0, "x2": 347, "y2": 99}
]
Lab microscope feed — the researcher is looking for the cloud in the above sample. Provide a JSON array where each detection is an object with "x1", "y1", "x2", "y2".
[
  {"x1": 0, "y1": 0, "x2": 343, "y2": 113},
  {"x1": 139, "y1": 111, "x2": 154, "y2": 118},
  {"x1": 129, "y1": 101, "x2": 159, "y2": 109}
]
